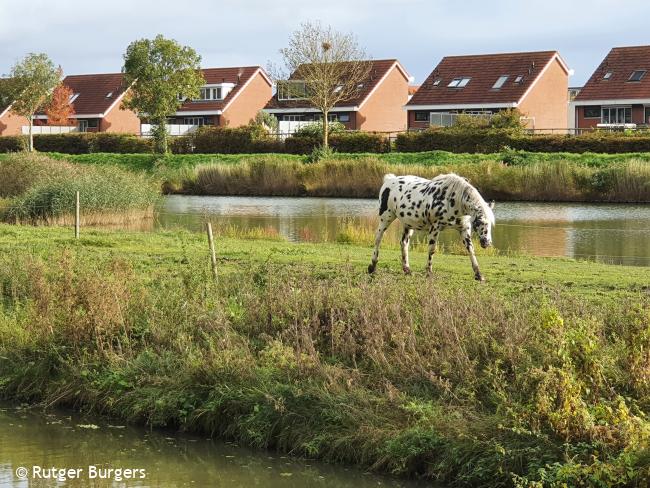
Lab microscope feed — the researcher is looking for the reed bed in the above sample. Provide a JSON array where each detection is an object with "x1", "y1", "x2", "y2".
[
  {"x1": 183, "y1": 156, "x2": 650, "y2": 202},
  {"x1": 0, "y1": 153, "x2": 159, "y2": 224}
]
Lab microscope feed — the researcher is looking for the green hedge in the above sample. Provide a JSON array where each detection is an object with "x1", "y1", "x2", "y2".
[
  {"x1": 0, "y1": 136, "x2": 25, "y2": 152},
  {"x1": 395, "y1": 128, "x2": 650, "y2": 153}
]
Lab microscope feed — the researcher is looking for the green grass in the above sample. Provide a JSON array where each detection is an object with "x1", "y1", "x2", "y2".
[{"x1": 1, "y1": 224, "x2": 649, "y2": 486}]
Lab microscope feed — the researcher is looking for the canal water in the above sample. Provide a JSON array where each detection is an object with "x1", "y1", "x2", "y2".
[
  {"x1": 0, "y1": 405, "x2": 422, "y2": 488},
  {"x1": 158, "y1": 196, "x2": 650, "y2": 267}
]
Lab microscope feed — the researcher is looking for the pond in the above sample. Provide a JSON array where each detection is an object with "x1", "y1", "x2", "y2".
[
  {"x1": 158, "y1": 196, "x2": 650, "y2": 267},
  {"x1": 0, "y1": 405, "x2": 423, "y2": 487}
]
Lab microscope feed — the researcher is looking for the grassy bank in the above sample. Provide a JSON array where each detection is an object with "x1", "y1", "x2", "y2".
[
  {"x1": 0, "y1": 153, "x2": 159, "y2": 224},
  {"x1": 2, "y1": 150, "x2": 648, "y2": 202},
  {"x1": 0, "y1": 225, "x2": 649, "y2": 486}
]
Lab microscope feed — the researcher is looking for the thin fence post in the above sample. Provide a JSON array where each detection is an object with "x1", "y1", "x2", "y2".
[
  {"x1": 206, "y1": 222, "x2": 218, "y2": 280},
  {"x1": 75, "y1": 191, "x2": 80, "y2": 239}
]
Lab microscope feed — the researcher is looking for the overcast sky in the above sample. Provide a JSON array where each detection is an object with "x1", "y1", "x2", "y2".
[{"x1": 1, "y1": 0, "x2": 648, "y2": 87}]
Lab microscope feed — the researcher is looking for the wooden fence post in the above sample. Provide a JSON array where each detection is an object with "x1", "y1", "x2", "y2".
[
  {"x1": 75, "y1": 191, "x2": 80, "y2": 239},
  {"x1": 206, "y1": 222, "x2": 218, "y2": 280}
]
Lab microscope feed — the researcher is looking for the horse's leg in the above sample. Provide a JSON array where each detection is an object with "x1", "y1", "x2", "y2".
[
  {"x1": 426, "y1": 224, "x2": 441, "y2": 277},
  {"x1": 460, "y1": 227, "x2": 484, "y2": 281},
  {"x1": 401, "y1": 226, "x2": 414, "y2": 275},
  {"x1": 368, "y1": 212, "x2": 395, "y2": 274}
]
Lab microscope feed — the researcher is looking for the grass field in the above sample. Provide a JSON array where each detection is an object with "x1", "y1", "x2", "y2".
[{"x1": 1, "y1": 224, "x2": 649, "y2": 486}]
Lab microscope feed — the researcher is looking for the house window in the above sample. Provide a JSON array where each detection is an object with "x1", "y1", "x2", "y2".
[
  {"x1": 514, "y1": 75, "x2": 524, "y2": 84},
  {"x1": 433, "y1": 79, "x2": 441, "y2": 86},
  {"x1": 603, "y1": 71, "x2": 613, "y2": 80},
  {"x1": 645, "y1": 107, "x2": 650, "y2": 125},
  {"x1": 583, "y1": 106, "x2": 600, "y2": 118},
  {"x1": 448, "y1": 77, "x2": 471, "y2": 88},
  {"x1": 69, "y1": 93, "x2": 79, "y2": 103},
  {"x1": 277, "y1": 81, "x2": 307, "y2": 100},
  {"x1": 106, "y1": 92, "x2": 113, "y2": 98},
  {"x1": 183, "y1": 117, "x2": 205, "y2": 126},
  {"x1": 492, "y1": 75, "x2": 509, "y2": 89},
  {"x1": 78, "y1": 120, "x2": 88, "y2": 132},
  {"x1": 198, "y1": 87, "x2": 222, "y2": 100},
  {"x1": 338, "y1": 114, "x2": 350, "y2": 122},
  {"x1": 282, "y1": 115, "x2": 304, "y2": 121},
  {"x1": 601, "y1": 107, "x2": 631, "y2": 124},
  {"x1": 414, "y1": 111, "x2": 429, "y2": 122},
  {"x1": 628, "y1": 70, "x2": 646, "y2": 82}
]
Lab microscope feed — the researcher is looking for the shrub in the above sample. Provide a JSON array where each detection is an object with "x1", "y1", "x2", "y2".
[
  {"x1": 293, "y1": 120, "x2": 346, "y2": 137},
  {"x1": 191, "y1": 126, "x2": 284, "y2": 154},
  {"x1": 0, "y1": 136, "x2": 26, "y2": 153},
  {"x1": 396, "y1": 128, "x2": 650, "y2": 153},
  {"x1": 0, "y1": 152, "x2": 74, "y2": 197},
  {"x1": 330, "y1": 132, "x2": 389, "y2": 153},
  {"x1": 89, "y1": 133, "x2": 152, "y2": 153},
  {"x1": 33, "y1": 133, "x2": 92, "y2": 154}
]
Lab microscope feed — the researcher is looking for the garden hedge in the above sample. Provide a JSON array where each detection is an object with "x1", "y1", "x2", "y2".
[{"x1": 395, "y1": 128, "x2": 650, "y2": 153}]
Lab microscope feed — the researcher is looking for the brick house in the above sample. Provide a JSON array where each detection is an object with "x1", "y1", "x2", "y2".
[
  {"x1": 264, "y1": 59, "x2": 411, "y2": 132},
  {"x1": 571, "y1": 46, "x2": 650, "y2": 129},
  {"x1": 170, "y1": 66, "x2": 272, "y2": 128},
  {"x1": 0, "y1": 72, "x2": 140, "y2": 135},
  {"x1": 406, "y1": 51, "x2": 570, "y2": 130}
]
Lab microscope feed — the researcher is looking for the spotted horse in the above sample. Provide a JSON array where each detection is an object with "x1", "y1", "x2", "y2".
[{"x1": 367, "y1": 173, "x2": 495, "y2": 281}]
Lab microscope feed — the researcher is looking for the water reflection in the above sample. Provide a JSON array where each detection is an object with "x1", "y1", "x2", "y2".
[
  {"x1": 157, "y1": 196, "x2": 650, "y2": 267},
  {"x1": 0, "y1": 405, "x2": 422, "y2": 488}
]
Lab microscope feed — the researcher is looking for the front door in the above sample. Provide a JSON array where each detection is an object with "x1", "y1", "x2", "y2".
[{"x1": 78, "y1": 120, "x2": 88, "y2": 132}]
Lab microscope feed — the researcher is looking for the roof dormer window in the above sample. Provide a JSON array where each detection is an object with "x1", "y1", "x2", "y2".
[
  {"x1": 628, "y1": 70, "x2": 646, "y2": 82},
  {"x1": 277, "y1": 80, "x2": 307, "y2": 100},
  {"x1": 448, "y1": 77, "x2": 471, "y2": 88},
  {"x1": 492, "y1": 75, "x2": 509, "y2": 89},
  {"x1": 68, "y1": 93, "x2": 79, "y2": 103},
  {"x1": 603, "y1": 71, "x2": 613, "y2": 80},
  {"x1": 199, "y1": 87, "x2": 222, "y2": 100}
]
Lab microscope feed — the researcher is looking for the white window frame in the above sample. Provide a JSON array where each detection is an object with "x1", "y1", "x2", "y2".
[
  {"x1": 69, "y1": 93, "x2": 79, "y2": 103},
  {"x1": 282, "y1": 115, "x2": 304, "y2": 121},
  {"x1": 183, "y1": 117, "x2": 205, "y2": 126},
  {"x1": 601, "y1": 106, "x2": 632, "y2": 124},
  {"x1": 492, "y1": 75, "x2": 509, "y2": 89},
  {"x1": 448, "y1": 77, "x2": 471, "y2": 88}
]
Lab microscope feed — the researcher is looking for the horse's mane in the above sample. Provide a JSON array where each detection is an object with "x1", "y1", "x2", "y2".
[{"x1": 434, "y1": 173, "x2": 495, "y2": 225}]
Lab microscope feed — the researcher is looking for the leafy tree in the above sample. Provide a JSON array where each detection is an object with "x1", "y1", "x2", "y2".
[
  {"x1": 273, "y1": 21, "x2": 371, "y2": 148},
  {"x1": 4, "y1": 53, "x2": 61, "y2": 151},
  {"x1": 122, "y1": 35, "x2": 204, "y2": 153},
  {"x1": 252, "y1": 110, "x2": 278, "y2": 132},
  {"x1": 45, "y1": 84, "x2": 76, "y2": 126}
]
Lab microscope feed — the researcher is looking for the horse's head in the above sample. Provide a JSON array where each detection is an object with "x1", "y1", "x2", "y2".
[{"x1": 473, "y1": 201, "x2": 495, "y2": 248}]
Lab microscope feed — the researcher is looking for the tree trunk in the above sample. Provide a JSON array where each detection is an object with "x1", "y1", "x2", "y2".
[
  {"x1": 153, "y1": 117, "x2": 168, "y2": 154},
  {"x1": 28, "y1": 115, "x2": 34, "y2": 152},
  {"x1": 322, "y1": 112, "x2": 329, "y2": 148}
]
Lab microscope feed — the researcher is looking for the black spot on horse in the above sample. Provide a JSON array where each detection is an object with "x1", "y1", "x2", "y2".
[
  {"x1": 379, "y1": 187, "x2": 390, "y2": 215},
  {"x1": 400, "y1": 212, "x2": 404, "y2": 217}
]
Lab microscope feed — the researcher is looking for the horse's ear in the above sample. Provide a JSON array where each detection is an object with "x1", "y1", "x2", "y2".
[{"x1": 489, "y1": 201, "x2": 495, "y2": 210}]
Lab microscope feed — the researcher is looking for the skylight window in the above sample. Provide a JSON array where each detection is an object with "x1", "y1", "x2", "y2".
[
  {"x1": 448, "y1": 77, "x2": 471, "y2": 88},
  {"x1": 628, "y1": 70, "x2": 646, "y2": 82},
  {"x1": 514, "y1": 75, "x2": 524, "y2": 84},
  {"x1": 106, "y1": 92, "x2": 113, "y2": 98},
  {"x1": 603, "y1": 71, "x2": 613, "y2": 80},
  {"x1": 492, "y1": 75, "x2": 509, "y2": 89},
  {"x1": 68, "y1": 93, "x2": 79, "y2": 103},
  {"x1": 433, "y1": 79, "x2": 441, "y2": 86}
]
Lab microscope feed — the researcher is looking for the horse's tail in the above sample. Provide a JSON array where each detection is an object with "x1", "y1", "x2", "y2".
[{"x1": 383, "y1": 173, "x2": 396, "y2": 183}]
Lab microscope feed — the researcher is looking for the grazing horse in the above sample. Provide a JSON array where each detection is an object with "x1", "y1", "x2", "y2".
[{"x1": 367, "y1": 173, "x2": 495, "y2": 281}]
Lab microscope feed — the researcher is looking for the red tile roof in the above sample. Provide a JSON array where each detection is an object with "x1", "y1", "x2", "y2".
[
  {"x1": 407, "y1": 51, "x2": 566, "y2": 107},
  {"x1": 574, "y1": 46, "x2": 650, "y2": 102},
  {"x1": 265, "y1": 59, "x2": 408, "y2": 110},
  {"x1": 62, "y1": 73, "x2": 129, "y2": 116},
  {"x1": 176, "y1": 66, "x2": 270, "y2": 113},
  {"x1": 408, "y1": 85, "x2": 420, "y2": 96}
]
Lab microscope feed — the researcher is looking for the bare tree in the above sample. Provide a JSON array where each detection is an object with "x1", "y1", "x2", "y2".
[{"x1": 273, "y1": 21, "x2": 371, "y2": 148}]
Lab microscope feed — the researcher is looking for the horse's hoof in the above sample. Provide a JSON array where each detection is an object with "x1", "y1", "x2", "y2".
[
  {"x1": 475, "y1": 273, "x2": 485, "y2": 282},
  {"x1": 426, "y1": 270, "x2": 433, "y2": 278},
  {"x1": 403, "y1": 267, "x2": 412, "y2": 275},
  {"x1": 367, "y1": 264, "x2": 376, "y2": 274}
]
